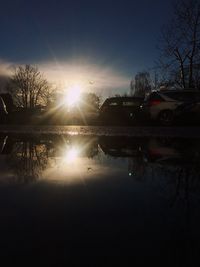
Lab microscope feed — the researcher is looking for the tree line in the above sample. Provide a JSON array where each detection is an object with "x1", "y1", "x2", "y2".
[
  {"x1": 131, "y1": 0, "x2": 200, "y2": 97},
  {"x1": 2, "y1": 64, "x2": 100, "y2": 113},
  {"x1": 1, "y1": 0, "x2": 200, "y2": 109}
]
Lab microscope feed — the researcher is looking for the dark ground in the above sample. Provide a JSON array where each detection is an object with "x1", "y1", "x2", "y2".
[{"x1": 0, "y1": 126, "x2": 200, "y2": 266}]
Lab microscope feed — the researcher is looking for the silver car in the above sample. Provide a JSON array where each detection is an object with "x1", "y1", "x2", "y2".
[{"x1": 140, "y1": 90, "x2": 200, "y2": 125}]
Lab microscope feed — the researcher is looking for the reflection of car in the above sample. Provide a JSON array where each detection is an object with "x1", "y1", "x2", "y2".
[
  {"x1": 140, "y1": 90, "x2": 200, "y2": 126},
  {"x1": 145, "y1": 138, "x2": 181, "y2": 163},
  {"x1": 0, "y1": 135, "x2": 13, "y2": 154},
  {"x1": 99, "y1": 97, "x2": 144, "y2": 125},
  {"x1": 0, "y1": 96, "x2": 8, "y2": 123},
  {"x1": 99, "y1": 136, "x2": 144, "y2": 157},
  {"x1": 144, "y1": 137, "x2": 200, "y2": 165}
]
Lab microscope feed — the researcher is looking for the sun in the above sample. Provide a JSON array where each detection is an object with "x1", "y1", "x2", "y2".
[
  {"x1": 63, "y1": 146, "x2": 80, "y2": 163},
  {"x1": 65, "y1": 84, "x2": 82, "y2": 107}
]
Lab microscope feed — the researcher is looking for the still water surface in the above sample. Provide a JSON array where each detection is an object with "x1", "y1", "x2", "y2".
[{"x1": 0, "y1": 134, "x2": 200, "y2": 266}]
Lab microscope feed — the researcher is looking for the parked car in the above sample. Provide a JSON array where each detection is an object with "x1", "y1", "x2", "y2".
[
  {"x1": 99, "y1": 136, "x2": 144, "y2": 157},
  {"x1": 99, "y1": 96, "x2": 144, "y2": 125},
  {"x1": 175, "y1": 97, "x2": 200, "y2": 124},
  {"x1": 140, "y1": 90, "x2": 200, "y2": 126}
]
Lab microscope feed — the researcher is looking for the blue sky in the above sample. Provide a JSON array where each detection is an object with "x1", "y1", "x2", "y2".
[{"x1": 0, "y1": 0, "x2": 172, "y2": 96}]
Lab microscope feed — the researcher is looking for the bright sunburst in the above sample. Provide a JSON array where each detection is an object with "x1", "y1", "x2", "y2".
[
  {"x1": 65, "y1": 84, "x2": 82, "y2": 107},
  {"x1": 63, "y1": 147, "x2": 80, "y2": 163}
]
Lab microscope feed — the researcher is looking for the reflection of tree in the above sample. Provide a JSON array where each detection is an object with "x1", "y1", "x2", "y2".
[
  {"x1": 150, "y1": 162, "x2": 200, "y2": 232},
  {"x1": 127, "y1": 144, "x2": 200, "y2": 233},
  {"x1": 127, "y1": 137, "x2": 200, "y2": 205},
  {"x1": 128, "y1": 152, "x2": 147, "y2": 181},
  {"x1": 150, "y1": 159, "x2": 200, "y2": 203},
  {"x1": 127, "y1": 136, "x2": 200, "y2": 234},
  {"x1": 9, "y1": 141, "x2": 48, "y2": 183},
  {"x1": 6, "y1": 135, "x2": 99, "y2": 184}
]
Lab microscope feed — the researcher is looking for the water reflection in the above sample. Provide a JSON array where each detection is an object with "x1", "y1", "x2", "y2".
[
  {"x1": 0, "y1": 132, "x2": 199, "y2": 218},
  {"x1": 0, "y1": 135, "x2": 99, "y2": 184},
  {"x1": 1, "y1": 133, "x2": 200, "y2": 264},
  {"x1": 0, "y1": 134, "x2": 200, "y2": 187}
]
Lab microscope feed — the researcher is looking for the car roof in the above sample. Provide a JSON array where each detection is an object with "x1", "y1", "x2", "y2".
[
  {"x1": 104, "y1": 96, "x2": 144, "y2": 102},
  {"x1": 156, "y1": 89, "x2": 200, "y2": 94}
]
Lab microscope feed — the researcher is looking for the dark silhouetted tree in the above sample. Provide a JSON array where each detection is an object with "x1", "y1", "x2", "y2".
[
  {"x1": 81, "y1": 93, "x2": 100, "y2": 112},
  {"x1": 158, "y1": 0, "x2": 200, "y2": 88},
  {"x1": 8, "y1": 65, "x2": 52, "y2": 109},
  {"x1": 130, "y1": 71, "x2": 152, "y2": 97}
]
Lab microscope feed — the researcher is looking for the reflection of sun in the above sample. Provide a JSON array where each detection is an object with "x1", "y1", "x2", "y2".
[
  {"x1": 65, "y1": 85, "x2": 81, "y2": 107},
  {"x1": 41, "y1": 138, "x2": 102, "y2": 185}
]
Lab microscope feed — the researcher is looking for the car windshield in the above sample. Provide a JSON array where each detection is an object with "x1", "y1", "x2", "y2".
[
  {"x1": 122, "y1": 99, "x2": 141, "y2": 106},
  {"x1": 163, "y1": 91, "x2": 200, "y2": 102}
]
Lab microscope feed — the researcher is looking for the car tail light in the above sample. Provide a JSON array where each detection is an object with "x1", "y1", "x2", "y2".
[{"x1": 149, "y1": 100, "x2": 162, "y2": 106}]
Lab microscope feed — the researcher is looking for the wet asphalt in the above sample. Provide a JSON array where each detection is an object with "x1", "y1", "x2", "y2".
[{"x1": 0, "y1": 125, "x2": 200, "y2": 137}]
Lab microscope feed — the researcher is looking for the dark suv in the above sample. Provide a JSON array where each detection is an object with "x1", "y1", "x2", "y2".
[{"x1": 99, "y1": 96, "x2": 144, "y2": 125}]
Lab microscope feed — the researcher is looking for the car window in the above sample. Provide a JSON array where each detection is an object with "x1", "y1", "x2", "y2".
[
  {"x1": 109, "y1": 101, "x2": 120, "y2": 106},
  {"x1": 164, "y1": 92, "x2": 187, "y2": 101},
  {"x1": 122, "y1": 101, "x2": 138, "y2": 106},
  {"x1": 164, "y1": 92, "x2": 200, "y2": 102}
]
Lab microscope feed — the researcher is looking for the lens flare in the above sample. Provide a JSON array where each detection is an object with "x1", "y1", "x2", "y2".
[
  {"x1": 65, "y1": 85, "x2": 81, "y2": 107},
  {"x1": 63, "y1": 147, "x2": 80, "y2": 163}
]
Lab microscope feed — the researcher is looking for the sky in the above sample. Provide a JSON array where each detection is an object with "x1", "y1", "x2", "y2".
[{"x1": 0, "y1": 0, "x2": 173, "y2": 97}]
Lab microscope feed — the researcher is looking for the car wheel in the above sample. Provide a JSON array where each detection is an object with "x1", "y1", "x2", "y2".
[{"x1": 158, "y1": 110, "x2": 174, "y2": 126}]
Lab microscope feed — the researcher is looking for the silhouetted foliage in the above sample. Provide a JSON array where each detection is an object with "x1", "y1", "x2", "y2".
[
  {"x1": 130, "y1": 71, "x2": 152, "y2": 97},
  {"x1": 81, "y1": 93, "x2": 100, "y2": 112},
  {"x1": 158, "y1": 0, "x2": 200, "y2": 89},
  {"x1": 8, "y1": 65, "x2": 53, "y2": 109}
]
